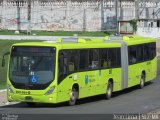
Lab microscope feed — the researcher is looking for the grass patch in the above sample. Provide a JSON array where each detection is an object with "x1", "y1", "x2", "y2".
[
  {"x1": 0, "y1": 30, "x2": 113, "y2": 36},
  {"x1": 0, "y1": 40, "x2": 42, "y2": 90}
]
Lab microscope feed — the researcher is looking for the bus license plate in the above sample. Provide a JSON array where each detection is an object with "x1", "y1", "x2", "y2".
[{"x1": 25, "y1": 96, "x2": 33, "y2": 101}]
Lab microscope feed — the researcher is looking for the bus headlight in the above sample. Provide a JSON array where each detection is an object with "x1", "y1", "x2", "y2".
[
  {"x1": 45, "y1": 86, "x2": 55, "y2": 95},
  {"x1": 7, "y1": 84, "x2": 14, "y2": 93}
]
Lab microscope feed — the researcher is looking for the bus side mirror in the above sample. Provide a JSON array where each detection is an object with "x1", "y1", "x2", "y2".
[
  {"x1": 2, "y1": 57, "x2": 5, "y2": 67},
  {"x1": 2, "y1": 52, "x2": 10, "y2": 67}
]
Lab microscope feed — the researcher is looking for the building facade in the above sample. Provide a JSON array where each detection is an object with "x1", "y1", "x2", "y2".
[
  {"x1": 0, "y1": 0, "x2": 160, "y2": 38},
  {"x1": 136, "y1": 0, "x2": 160, "y2": 38}
]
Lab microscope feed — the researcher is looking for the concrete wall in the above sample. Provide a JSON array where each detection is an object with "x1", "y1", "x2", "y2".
[
  {"x1": 137, "y1": 27, "x2": 160, "y2": 38},
  {"x1": 0, "y1": 0, "x2": 135, "y2": 31}
]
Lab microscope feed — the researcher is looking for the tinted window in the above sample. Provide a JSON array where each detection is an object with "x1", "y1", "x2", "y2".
[
  {"x1": 108, "y1": 48, "x2": 118, "y2": 67},
  {"x1": 100, "y1": 48, "x2": 121, "y2": 68},
  {"x1": 10, "y1": 47, "x2": 55, "y2": 90},
  {"x1": 89, "y1": 49, "x2": 99, "y2": 69},
  {"x1": 128, "y1": 42, "x2": 156, "y2": 64},
  {"x1": 117, "y1": 48, "x2": 121, "y2": 67},
  {"x1": 79, "y1": 50, "x2": 88, "y2": 70},
  {"x1": 143, "y1": 44, "x2": 150, "y2": 60},
  {"x1": 149, "y1": 42, "x2": 156, "y2": 60},
  {"x1": 128, "y1": 46, "x2": 137, "y2": 64},
  {"x1": 100, "y1": 49, "x2": 108, "y2": 68},
  {"x1": 68, "y1": 50, "x2": 79, "y2": 72},
  {"x1": 137, "y1": 45, "x2": 143, "y2": 62}
]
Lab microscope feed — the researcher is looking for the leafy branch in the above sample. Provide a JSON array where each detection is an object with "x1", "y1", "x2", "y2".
[{"x1": 129, "y1": 19, "x2": 138, "y2": 33}]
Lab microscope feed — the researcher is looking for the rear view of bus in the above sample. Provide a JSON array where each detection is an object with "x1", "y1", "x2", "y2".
[{"x1": 7, "y1": 46, "x2": 57, "y2": 106}]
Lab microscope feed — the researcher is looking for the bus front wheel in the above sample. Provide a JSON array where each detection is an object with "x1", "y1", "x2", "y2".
[
  {"x1": 105, "y1": 81, "x2": 113, "y2": 100},
  {"x1": 69, "y1": 87, "x2": 78, "y2": 106}
]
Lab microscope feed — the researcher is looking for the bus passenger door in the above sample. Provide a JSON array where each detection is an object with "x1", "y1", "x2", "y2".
[
  {"x1": 88, "y1": 49, "x2": 99, "y2": 96},
  {"x1": 57, "y1": 51, "x2": 69, "y2": 103}
]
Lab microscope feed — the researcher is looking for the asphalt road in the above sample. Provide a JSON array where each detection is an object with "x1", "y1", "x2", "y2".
[{"x1": 0, "y1": 60, "x2": 160, "y2": 120}]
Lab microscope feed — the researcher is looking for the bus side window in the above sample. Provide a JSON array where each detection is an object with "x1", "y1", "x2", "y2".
[
  {"x1": 108, "y1": 49, "x2": 117, "y2": 67},
  {"x1": 68, "y1": 62, "x2": 74, "y2": 72},
  {"x1": 100, "y1": 49, "x2": 108, "y2": 68},
  {"x1": 116, "y1": 48, "x2": 121, "y2": 67},
  {"x1": 68, "y1": 50, "x2": 79, "y2": 72},
  {"x1": 89, "y1": 49, "x2": 99, "y2": 69},
  {"x1": 79, "y1": 50, "x2": 88, "y2": 70},
  {"x1": 149, "y1": 42, "x2": 156, "y2": 60},
  {"x1": 128, "y1": 46, "x2": 137, "y2": 64},
  {"x1": 143, "y1": 44, "x2": 150, "y2": 61},
  {"x1": 137, "y1": 45, "x2": 143, "y2": 62}
]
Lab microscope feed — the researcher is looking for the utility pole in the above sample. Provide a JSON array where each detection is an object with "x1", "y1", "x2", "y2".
[
  {"x1": 101, "y1": 0, "x2": 104, "y2": 31},
  {"x1": 16, "y1": 0, "x2": 20, "y2": 33},
  {"x1": 83, "y1": 8, "x2": 86, "y2": 32},
  {"x1": 135, "y1": 0, "x2": 139, "y2": 19},
  {"x1": 115, "y1": 0, "x2": 119, "y2": 34},
  {"x1": 27, "y1": 0, "x2": 31, "y2": 34}
]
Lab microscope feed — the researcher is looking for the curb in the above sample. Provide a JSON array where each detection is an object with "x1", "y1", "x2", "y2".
[{"x1": 0, "y1": 89, "x2": 6, "y2": 92}]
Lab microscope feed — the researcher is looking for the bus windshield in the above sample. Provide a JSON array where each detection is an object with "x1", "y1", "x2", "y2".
[{"x1": 9, "y1": 46, "x2": 56, "y2": 90}]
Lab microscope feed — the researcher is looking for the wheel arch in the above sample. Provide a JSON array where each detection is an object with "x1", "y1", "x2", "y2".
[
  {"x1": 71, "y1": 83, "x2": 79, "y2": 96},
  {"x1": 142, "y1": 70, "x2": 146, "y2": 78},
  {"x1": 108, "y1": 78, "x2": 114, "y2": 90}
]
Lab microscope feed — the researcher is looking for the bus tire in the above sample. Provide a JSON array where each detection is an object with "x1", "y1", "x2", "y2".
[
  {"x1": 26, "y1": 102, "x2": 36, "y2": 107},
  {"x1": 106, "y1": 81, "x2": 113, "y2": 100},
  {"x1": 140, "y1": 74, "x2": 145, "y2": 89},
  {"x1": 69, "y1": 87, "x2": 78, "y2": 106}
]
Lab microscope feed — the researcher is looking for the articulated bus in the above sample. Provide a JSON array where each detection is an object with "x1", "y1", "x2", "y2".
[{"x1": 2, "y1": 35, "x2": 157, "y2": 106}]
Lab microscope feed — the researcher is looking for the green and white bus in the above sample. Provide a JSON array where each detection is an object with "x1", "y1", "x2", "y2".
[{"x1": 2, "y1": 35, "x2": 157, "y2": 106}]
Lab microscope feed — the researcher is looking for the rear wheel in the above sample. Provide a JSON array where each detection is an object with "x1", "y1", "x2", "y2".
[
  {"x1": 105, "y1": 81, "x2": 113, "y2": 99},
  {"x1": 69, "y1": 87, "x2": 78, "y2": 106},
  {"x1": 140, "y1": 74, "x2": 145, "y2": 89}
]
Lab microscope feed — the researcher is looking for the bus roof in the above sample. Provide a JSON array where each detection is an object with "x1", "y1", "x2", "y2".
[{"x1": 12, "y1": 35, "x2": 156, "y2": 49}]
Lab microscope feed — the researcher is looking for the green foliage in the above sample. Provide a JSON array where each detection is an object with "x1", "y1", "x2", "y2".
[{"x1": 129, "y1": 19, "x2": 138, "y2": 33}]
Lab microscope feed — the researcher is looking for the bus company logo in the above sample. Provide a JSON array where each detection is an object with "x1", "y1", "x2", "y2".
[{"x1": 85, "y1": 75, "x2": 89, "y2": 85}]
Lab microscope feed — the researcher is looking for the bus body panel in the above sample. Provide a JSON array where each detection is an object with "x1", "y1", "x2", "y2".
[
  {"x1": 6, "y1": 36, "x2": 157, "y2": 104},
  {"x1": 56, "y1": 68, "x2": 122, "y2": 103}
]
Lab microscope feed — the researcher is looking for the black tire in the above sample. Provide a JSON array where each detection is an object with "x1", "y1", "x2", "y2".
[
  {"x1": 26, "y1": 102, "x2": 36, "y2": 107},
  {"x1": 105, "y1": 81, "x2": 113, "y2": 100},
  {"x1": 69, "y1": 87, "x2": 78, "y2": 106},
  {"x1": 140, "y1": 74, "x2": 145, "y2": 89}
]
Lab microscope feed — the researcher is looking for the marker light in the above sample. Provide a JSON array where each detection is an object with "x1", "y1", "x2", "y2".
[{"x1": 45, "y1": 86, "x2": 55, "y2": 95}]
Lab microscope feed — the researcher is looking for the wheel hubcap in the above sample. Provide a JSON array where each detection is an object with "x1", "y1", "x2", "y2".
[
  {"x1": 70, "y1": 91, "x2": 75, "y2": 101},
  {"x1": 108, "y1": 86, "x2": 111, "y2": 97},
  {"x1": 141, "y1": 78, "x2": 144, "y2": 86}
]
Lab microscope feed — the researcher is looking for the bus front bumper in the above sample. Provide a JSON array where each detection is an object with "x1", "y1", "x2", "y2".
[{"x1": 7, "y1": 92, "x2": 57, "y2": 104}]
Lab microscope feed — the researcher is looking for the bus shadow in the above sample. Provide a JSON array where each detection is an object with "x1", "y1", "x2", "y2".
[
  {"x1": 1, "y1": 82, "x2": 153, "y2": 108},
  {"x1": 76, "y1": 81, "x2": 153, "y2": 105},
  {"x1": 112, "y1": 81, "x2": 153, "y2": 98}
]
